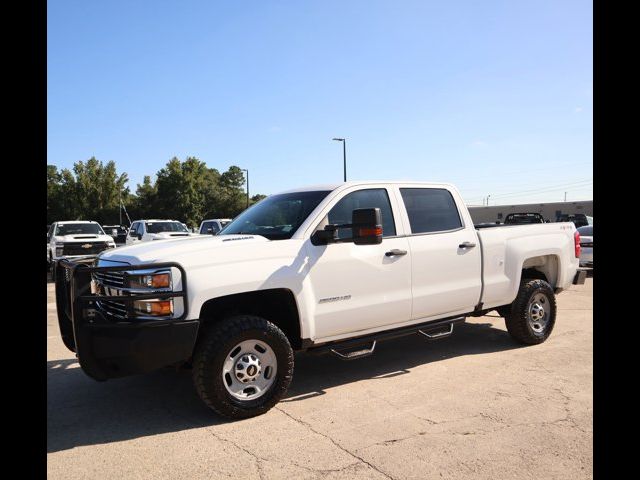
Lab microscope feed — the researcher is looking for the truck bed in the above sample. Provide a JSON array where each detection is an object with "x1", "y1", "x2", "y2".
[{"x1": 476, "y1": 222, "x2": 579, "y2": 310}]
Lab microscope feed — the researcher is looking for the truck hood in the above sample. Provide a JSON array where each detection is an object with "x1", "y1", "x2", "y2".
[
  {"x1": 99, "y1": 234, "x2": 271, "y2": 265},
  {"x1": 54, "y1": 234, "x2": 114, "y2": 243}
]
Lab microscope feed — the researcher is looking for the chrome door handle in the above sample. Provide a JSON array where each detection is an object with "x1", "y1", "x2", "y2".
[
  {"x1": 385, "y1": 249, "x2": 407, "y2": 257},
  {"x1": 458, "y1": 242, "x2": 476, "y2": 249}
]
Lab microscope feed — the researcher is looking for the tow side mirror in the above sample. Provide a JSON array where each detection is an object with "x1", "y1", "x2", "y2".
[{"x1": 352, "y1": 208, "x2": 382, "y2": 245}]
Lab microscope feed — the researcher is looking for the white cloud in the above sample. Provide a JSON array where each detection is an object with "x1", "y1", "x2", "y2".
[{"x1": 575, "y1": 107, "x2": 583, "y2": 113}]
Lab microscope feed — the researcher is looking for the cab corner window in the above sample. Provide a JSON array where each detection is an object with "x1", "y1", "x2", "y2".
[
  {"x1": 400, "y1": 188, "x2": 462, "y2": 234},
  {"x1": 328, "y1": 188, "x2": 396, "y2": 239}
]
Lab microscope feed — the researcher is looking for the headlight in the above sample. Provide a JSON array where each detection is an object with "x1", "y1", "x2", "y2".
[
  {"x1": 55, "y1": 245, "x2": 64, "y2": 256},
  {"x1": 128, "y1": 271, "x2": 172, "y2": 290}
]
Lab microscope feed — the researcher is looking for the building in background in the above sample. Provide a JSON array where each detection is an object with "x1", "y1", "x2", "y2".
[{"x1": 467, "y1": 200, "x2": 593, "y2": 224}]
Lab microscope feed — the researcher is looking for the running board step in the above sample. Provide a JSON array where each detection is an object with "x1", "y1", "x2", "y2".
[
  {"x1": 418, "y1": 323, "x2": 454, "y2": 340},
  {"x1": 330, "y1": 341, "x2": 376, "y2": 360},
  {"x1": 306, "y1": 316, "x2": 466, "y2": 357}
]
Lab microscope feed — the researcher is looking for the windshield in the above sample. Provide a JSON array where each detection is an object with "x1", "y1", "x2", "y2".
[
  {"x1": 146, "y1": 221, "x2": 189, "y2": 233},
  {"x1": 55, "y1": 223, "x2": 105, "y2": 236},
  {"x1": 577, "y1": 225, "x2": 593, "y2": 236},
  {"x1": 221, "y1": 191, "x2": 331, "y2": 240}
]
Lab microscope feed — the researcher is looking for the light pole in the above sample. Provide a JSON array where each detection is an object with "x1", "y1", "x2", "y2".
[
  {"x1": 241, "y1": 169, "x2": 249, "y2": 209},
  {"x1": 332, "y1": 138, "x2": 347, "y2": 182}
]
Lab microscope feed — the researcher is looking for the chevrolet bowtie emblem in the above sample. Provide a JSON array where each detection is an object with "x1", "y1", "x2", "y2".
[{"x1": 81, "y1": 244, "x2": 93, "y2": 249}]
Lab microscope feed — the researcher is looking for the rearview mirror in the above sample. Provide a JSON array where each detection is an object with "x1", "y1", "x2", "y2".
[
  {"x1": 206, "y1": 228, "x2": 213, "y2": 234},
  {"x1": 352, "y1": 208, "x2": 382, "y2": 245}
]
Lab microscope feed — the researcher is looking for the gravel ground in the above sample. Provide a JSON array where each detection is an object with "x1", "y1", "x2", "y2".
[{"x1": 47, "y1": 277, "x2": 592, "y2": 479}]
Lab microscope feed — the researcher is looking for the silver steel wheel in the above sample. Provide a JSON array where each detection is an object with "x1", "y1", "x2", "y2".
[
  {"x1": 222, "y1": 339, "x2": 277, "y2": 401},
  {"x1": 527, "y1": 292, "x2": 549, "y2": 333}
]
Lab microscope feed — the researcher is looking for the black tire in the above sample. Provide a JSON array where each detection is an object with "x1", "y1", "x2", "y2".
[
  {"x1": 504, "y1": 279, "x2": 557, "y2": 345},
  {"x1": 192, "y1": 315, "x2": 294, "y2": 419}
]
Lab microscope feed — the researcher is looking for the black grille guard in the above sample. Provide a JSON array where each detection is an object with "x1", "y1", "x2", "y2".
[{"x1": 54, "y1": 259, "x2": 193, "y2": 380}]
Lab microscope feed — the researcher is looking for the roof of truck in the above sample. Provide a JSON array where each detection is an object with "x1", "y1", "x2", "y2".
[
  {"x1": 133, "y1": 219, "x2": 178, "y2": 222},
  {"x1": 279, "y1": 180, "x2": 455, "y2": 194},
  {"x1": 54, "y1": 220, "x2": 99, "y2": 224}
]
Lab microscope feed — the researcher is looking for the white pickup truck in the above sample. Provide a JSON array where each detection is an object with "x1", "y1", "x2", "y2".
[
  {"x1": 55, "y1": 181, "x2": 586, "y2": 419},
  {"x1": 125, "y1": 219, "x2": 195, "y2": 244},
  {"x1": 47, "y1": 221, "x2": 116, "y2": 279}
]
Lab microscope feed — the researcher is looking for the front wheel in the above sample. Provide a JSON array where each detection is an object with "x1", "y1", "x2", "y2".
[
  {"x1": 504, "y1": 279, "x2": 557, "y2": 345},
  {"x1": 192, "y1": 315, "x2": 294, "y2": 419}
]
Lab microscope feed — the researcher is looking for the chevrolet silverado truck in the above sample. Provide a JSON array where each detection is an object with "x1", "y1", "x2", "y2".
[
  {"x1": 125, "y1": 219, "x2": 195, "y2": 244},
  {"x1": 55, "y1": 181, "x2": 586, "y2": 419},
  {"x1": 48, "y1": 221, "x2": 116, "y2": 280},
  {"x1": 199, "y1": 218, "x2": 232, "y2": 235}
]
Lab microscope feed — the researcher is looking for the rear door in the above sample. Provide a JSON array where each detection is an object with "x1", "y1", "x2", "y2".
[{"x1": 395, "y1": 186, "x2": 482, "y2": 320}]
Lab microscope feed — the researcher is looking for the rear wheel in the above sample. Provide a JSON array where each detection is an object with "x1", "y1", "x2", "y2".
[
  {"x1": 504, "y1": 279, "x2": 556, "y2": 344},
  {"x1": 192, "y1": 315, "x2": 294, "y2": 419}
]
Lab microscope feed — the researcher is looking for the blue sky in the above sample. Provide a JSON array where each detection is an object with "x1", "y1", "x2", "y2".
[{"x1": 48, "y1": 0, "x2": 592, "y2": 206}]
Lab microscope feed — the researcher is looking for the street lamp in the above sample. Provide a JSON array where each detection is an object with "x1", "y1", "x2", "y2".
[
  {"x1": 241, "y1": 169, "x2": 249, "y2": 209},
  {"x1": 332, "y1": 138, "x2": 347, "y2": 182}
]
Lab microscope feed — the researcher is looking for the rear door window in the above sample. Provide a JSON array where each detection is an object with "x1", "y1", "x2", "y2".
[{"x1": 400, "y1": 188, "x2": 463, "y2": 234}]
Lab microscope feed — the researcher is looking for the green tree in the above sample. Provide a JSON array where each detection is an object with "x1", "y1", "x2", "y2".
[
  {"x1": 46, "y1": 158, "x2": 129, "y2": 224},
  {"x1": 250, "y1": 194, "x2": 267, "y2": 205},
  {"x1": 215, "y1": 165, "x2": 248, "y2": 217},
  {"x1": 47, "y1": 157, "x2": 264, "y2": 227},
  {"x1": 132, "y1": 175, "x2": 158, "y2": 220},
  {"x1": 155, "y1": 157, "x2": 221, "y2": 228}
]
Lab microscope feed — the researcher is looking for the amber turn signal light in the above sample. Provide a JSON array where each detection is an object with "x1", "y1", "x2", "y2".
[
  {"x1": 358, "y1": 227, "x2": 383, "y2": 236},
  {"x1": 134, "y1": 299, "x2": 173, "y2": 316}
]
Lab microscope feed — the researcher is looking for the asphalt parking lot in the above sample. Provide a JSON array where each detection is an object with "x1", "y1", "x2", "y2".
[{"x1": 47, "y1": 276, "x2": 592, "y2": 480}]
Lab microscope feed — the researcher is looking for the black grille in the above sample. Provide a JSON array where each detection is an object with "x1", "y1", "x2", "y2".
[
  {"x1": 63, "y1": 242, "x2": 110, "y2": 256},
  {"x1": 96, "y1": 299, "x2": 128, "y2": 319},
  {"x1": 93, "y1": 270, "x2": 128, "y2": 319},
  {"x1": 93, "y1": 271, "x2": 125, "y2": 288}
]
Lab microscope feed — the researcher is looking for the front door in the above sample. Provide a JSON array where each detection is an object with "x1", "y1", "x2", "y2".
[{"x1": 305, "y1": 188, "x2": 412, "y2": 340}]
